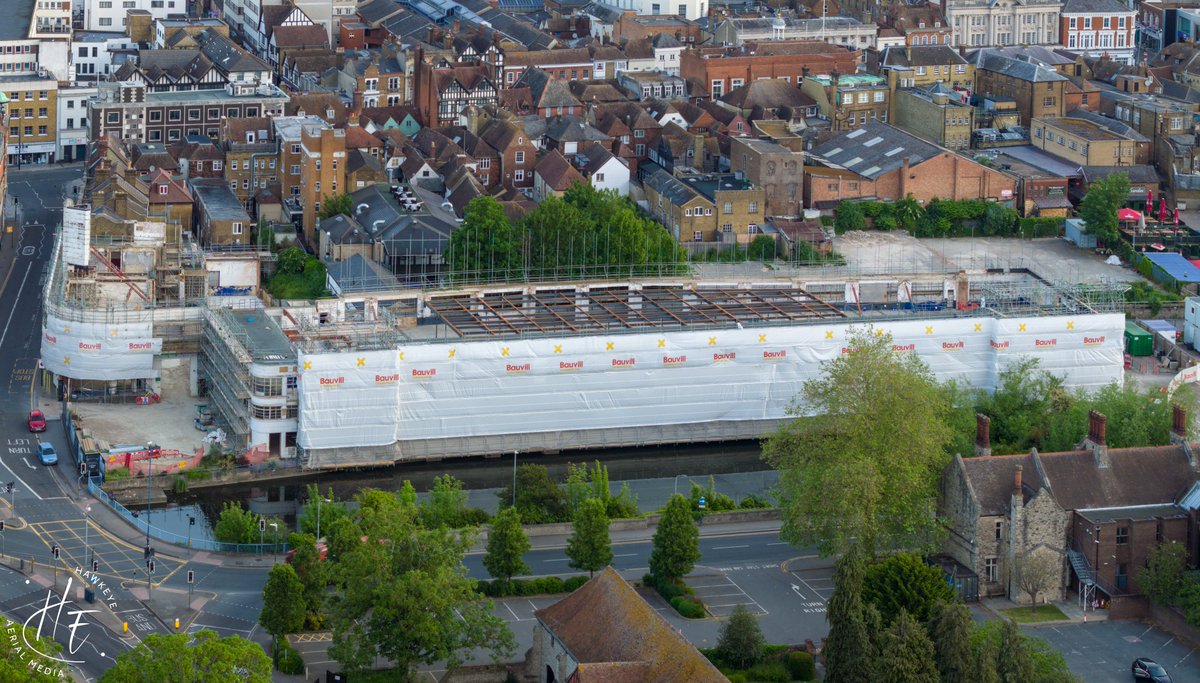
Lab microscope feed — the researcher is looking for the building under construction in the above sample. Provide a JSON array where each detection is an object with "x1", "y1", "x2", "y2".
[{"x1": 286, "y1": 269, "x2": 1129, "y2": 469}]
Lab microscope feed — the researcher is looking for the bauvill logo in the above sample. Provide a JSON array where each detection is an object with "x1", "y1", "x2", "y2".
[
  {"x1": 558, "y1": 360, "x2": 584, "y2": 371},
  {"x1": 411, "y1": 368, "x2": 436, "y2": 378},
  {"x1": 1084, "y1": 335, "x2": 1106, "y2": 346},
  {"x1": 611, "y1": 357, "x2": 636, "y2": 368},
  {"x1": 1035, "y1": 338, "x2": 1057, "y2": 347},
  {"x1": 127, "y1": 342, "x2": 152, "y2": 351},
  {"x1": 763, "y1": 350, "x2": 786, "y2": 360},
  {"x1": 42, "y1": 333, "x2": 56, "y2": 345},
  {"x1": 942, "y1": 340, "x2": 964, "y2": 352},
  {"x1": 712, "y1": 352, "x2": 736, "y2": 362},
  {"x1": 990, "y1": 340, "x2": 1010, "y2": 350},
  {"x1": 318, "y1": 376, "x2": 344, "y2": 387},
  {"x1": 77, "y1": 342, "x2": 100, "y2": 351},
  {"x1": 505, "y1": 363, "x2": 531, "y2": 374},
  {"x1": 891, "y1": 343, "x2": 915, "y2": 353},
  {"x1": 374, "y1": 373, "x2": 400, "y2": 384},
  {"x1": 662, "y1": 355, "x2": 686, "y2": 366}
]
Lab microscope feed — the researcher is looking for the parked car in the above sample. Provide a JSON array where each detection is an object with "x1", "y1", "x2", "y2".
[
  {"x1": 36, "y1": 443, "x2": 57, "y2": 466},
  {"x1": 26, "y1": 410, "x2": 45, "y2": 432},
  {"x1": 1133, "y1": 658, "x2": 1172, "y2": 682}
]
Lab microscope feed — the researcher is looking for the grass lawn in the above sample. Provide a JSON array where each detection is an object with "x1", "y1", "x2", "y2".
[{"x1": 1000, "y1": 604, "x2": 1070, "y2": 623}]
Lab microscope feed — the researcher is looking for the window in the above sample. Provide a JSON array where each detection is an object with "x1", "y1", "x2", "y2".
[
  {"x1": 290, "y1": 164, "x2": 300, "y2": 175},
  {"x1": 149, "y1": 110, "x2": 161, "y2": 122},
  {"x1": 242, "y1": 179, "x2": 249, "y2": 190},
  {"x1": 169, "y1": 110, "x2": 181, "y2": 121},
  {"x1": 874, "y1": 91, "x2": 885, "y2": 103},
  {"x1": 38, "y1": 108, "x2": 46, "y2": 118},
  {"x1": 514, "y1": 170, "x2": 525, "y2": 181},
  {"x1": 37, "y1": 126, "x2": 45, "y2": 136},
  {"x1": 636, "y1": 144, "x2": 645, "y2": 155},
  {"x1": 252, "y1": 405, "x2": 283, "y2": 420},
  {"x1": 693, "y1": 230, "x2": 703, "y2": 241},
  {"x1": 723, "y1": 202, "x2": 733, "y2": 213},
  {"x1": 232, "y1": 222, "x2": 243, "y2": 235},
  {"x1": 747, "y1": 224, "x2": 758, "y2": 235},
  {"x1": 684, "y1": 208, "x2": 692, "y2": 216},
  {"x1": 388, "y1": 77, "x2": 399, "y2": 90},
  {"x1": 479, "y1": 158, "x2": 491, "y2": 169},
  {"x1": 213, "y1": 160, "x2": 223, "y2": 171},
  {"x1": 1116, "y1": 527, "x2": 1129, "y2": 544},
  {"x1": 731, "y1": 78, "x2": 744, "y2": 89},
  {"x1": 149, "y1": 130, "x2": 161, "y2": 141},
  {"x1": 242, "y1": 159, "x2": 250, "y2": 170},
  {"x1": 23, "y1": 126, "x2": 31, "y2": 136},
  {"x1": 678, "y1": 3, "x2": 686, "y2": 14},
  {"x1": 98, "y1": 17, "x2": 111, "y2": 26},
  {"x1": 652, "y1": 3, "x2": 660, "y2": 12},
  {"x1": 515, "y1": 151, "x2": 525, "y2": 163},
  {"x1": 704, "y1": 208, "x2": 712, "y2": 216},
  {"x1": 1116, "y1": 563, "x2": 1128, "y2": 590},
  {"x1": 168, "y1": 130, "x2": 180, "y2": 141},
  {"x1": 984, "y1": 557, "x2": 998, "y2": 582},
  {"x1": 187, "y1": 109, "x2": 200, "y2": 121},
  {"x1": 721, "y1": 223, "x2": 732, "y2": 232},
  {"x1": 291, "y1": 144, "x2": 300, "y2": 154},
  {"x1": 365, "y1": 78, "x2": 377, "y2": 91},
  {"x1": 1156, "y1": 520, "x2": 1164, "y2": 543},
  {"x1": 158, "y1": 185, "x2": 167, "y2": 196},
  {"x1": 1044, "y1": 97, "x2": 1055, "y2": 107},
  {"x1": 748, "y1": 201, "x2": 757, "y2": 214},
  {"x1": 995, "y1": 520, "x2": 1003, "y2": 541},
  {"x1": 66, "y1": 118, "x2": 73, "y2": 129}
]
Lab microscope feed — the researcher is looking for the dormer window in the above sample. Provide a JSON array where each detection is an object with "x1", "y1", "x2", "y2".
[{"x1": 158, "y1": 185, "x2": 167, "y2": 195}]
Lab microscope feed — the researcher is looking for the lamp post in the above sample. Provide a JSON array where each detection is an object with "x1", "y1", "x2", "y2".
[
  {"x1": 674, "y1": 474, "x2": 690, "y2": 496},
  {"x1": 512, "y1": 451, "x2": 518, "y2": 507},
  {"x1": 315, "y1": 495, "x2": 331, "y2": 540},
  {"x1": 83, "y1": 505, "x2": 91, "y2": 568},
  {"x1": 270, "y1": 522, "x2": 278, "y2": 564},
  {"x1": 144, "y1": 442, "x2": 155, "y2": 548}
]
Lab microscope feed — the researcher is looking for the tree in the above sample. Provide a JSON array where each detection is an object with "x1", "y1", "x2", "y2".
[
  {"x1": 1139, "y1": 541, "x2": 1190, "y2": 607},
  {"x1": 716, "y1": 603, "x2": 765, "y2": 669},
  {"x1": 1078, "y1": 171, "x2": 1130, "y2": 246},
  {"x1": 834, "y1": 201, "x2": 866, "y2": 233},
  {"x1": 99, "y1": 630, "x2": 271, "y2": 683},
  {"x1": 497, "y1": 464, "x2": 569, "y2": 524},
  {"x1": 566, "y1": 497, "x2": 613, "y2": 577},
  {"x1": 1008, "y1": 550, "x2": 1061, "y2": 611},
  {"x1": 824, "y1": 546, "x2": 873, "y2": 683},
  {"x1": 212, "y1": 502, "x2": 259, "y2": 545},
  {"x1": 483, "y1": 507, "x2": 531, "y2": 584},
  {"x1": 876, "y1": 609, "x2": 939, "y2": 683},
  {"x1": 297, "y1": 484, "x2": 349, "y2": 538},
  {"x1": 929, "y1": 602, "x2": 974, "y2": 683},
  {"x1": 443, "y1": 195, "x2": 522, "y2": 280},
  {"x1": 327, "y1": 497, "x2": 514, "y2": 676},
  {"x1": 286, "y1": 532, "x2": 327, "y2": 625},
  {"x1": 318, "y1": 192, "x2": 353, "y2": 219},
  {"x1": 862, "y1": 553, "x2": 956, "y2": 624},
  {"x1": 648, "y1": 494, "x2": 701, "y2": 582},
  {"x1": 276, "y1": 246, "x2": 307, "y2": 275},
  {"x1": 996, "y1": 619, "x2": 1034, "y2": 683},
  {"x1": 763, "y1": 327, "x2": 953, "y2": 559},
  {"x1": 260, "y1": 563, "x2": 307, "y2": 664},
  {"x1": 980, "y1": 202, "x2": 1017, "y2": 235},
  {"x1": 420, "y1": 474, "x2": 471, "y2": 528},
  {"x1": 747, "y1": 234, "x2": 777, "y2": 261},
  {"x1": 0, "y1": 623, "x2": 61, "y2": 682},
  {"x1": 972, "y1": 636, "x2": 1001, "y2": 683}
]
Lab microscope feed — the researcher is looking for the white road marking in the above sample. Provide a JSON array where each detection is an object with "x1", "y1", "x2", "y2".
[
  {"x1": 712, "y1": 545, "x2": 750, "y2": 550},
  {"x1": 0, "y1": 260, "x2": 34, "y2": 352},
  {"x1": 0, "y1": 457, "x2": 44, "y2": 500},
  {"x1": 21, "y1": 458, "x2": 35, "y2": 470},
  {"x1": 542, "y1": 558, "x2": 569, "y2": 563},
  {"x1": 767, "y1": 542, "x2": 789, "y2": 546}
]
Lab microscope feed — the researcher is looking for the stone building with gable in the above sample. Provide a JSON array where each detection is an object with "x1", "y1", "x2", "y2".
[{"x1": 940, "y1": 409, "x2": 1200, "y2": 614}]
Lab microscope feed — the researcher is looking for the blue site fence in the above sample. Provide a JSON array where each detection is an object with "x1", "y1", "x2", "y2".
[{"x1": 86, "y1": 478, "x2": 290, "y2": 554}]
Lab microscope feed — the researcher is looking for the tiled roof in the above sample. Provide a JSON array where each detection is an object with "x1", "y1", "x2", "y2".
[
  {"x1": 506, "y1": 48, "x2": 592, "y2": 67},
  {"x1": 535, "y1": 567, "x2": 726, "y2": 683},
  {"x1": 343, "y1": 124, "x2": 382, "y2": 151},
  {"x1": 273, "y1": 25, "x2": 329, "y2": 49},
  {"x1": 1037, "y1": 447, "x2": 1196, "y2": 511},
  {"x1": 880, "y1": 45, "x2": 969, "y2": 68},
  {"x1": 432, "y1": 65, "x2": 495, "y2": 94},
  {"x1": 1062, "y1": 0, "x2": 1132, "y2": 13},
  {"x1": 535, "y1": 148, "x2": 586, "y2": 191},
  {"x1": 808, "y1": 121, "x2": 943, "y2": 181},
  {"x1": 957, "y1": 453, "x2": 1042, "y2": 516},
  {"x1": 720, "y1": 80, "x2": 816, "y2": 111}
]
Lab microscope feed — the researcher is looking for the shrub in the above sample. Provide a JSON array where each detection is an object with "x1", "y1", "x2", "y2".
[
  {"x1": 738, "y1": 494, "x2": 772, "y2": 509},
  {"x1": 105, "y1": 467, "x2": 130, "y2": 481},
  {"x1": 564, "y1": 575, "x2": 589, "y2": 592},
  {"x1": 785, "y1": 651, "x2": 816, "y2": 681},
  {"x1": 746, "y1": 661, "x2": 791, "y2": 682},
  {"x1": 276, "y1": 641, "x2": 304, "y2": 675},
  {"x1": 726, "y1": 674, "x2": 748, "y2": 683},
  {"x1": 641, "y1": 572, "x2": 655, "y2": 588},
  {"x1": 460, "y1": 508, "x2": 492, "y2": 526},
  {"x1": 670, "y1": 595, "x2": 706, "y2": 619},
  {"x1": 529, "y1": 577, "x2": 566, "y2": 595},
  {"x1": 654, "y1": 576, "x2": 686, "y2": 601}
]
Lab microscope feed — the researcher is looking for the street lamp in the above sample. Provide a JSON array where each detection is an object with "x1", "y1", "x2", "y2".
[
  {"x1": 83, "y1": 505, "x2": 91, "y2": 568},
  {"x1": 512, "y1": 451, "x2": 518, "y2": 507},
  {"x1": 144, "y1": 442, "x2": 155, "y2": 548},
  {"x1": 674, "y1": 474, "x2": 691, "y2": 496},
  {"x1": 269, "y1": 522, "x2": 278, "y2": 563},
  {"x1": 314, "y1": 495, "x2": 331, "y2": 540}
]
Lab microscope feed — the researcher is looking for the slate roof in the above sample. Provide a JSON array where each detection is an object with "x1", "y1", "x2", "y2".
[
  {"x1": 2, "y1": 0, "x2": 35, "y2": 41},
  {"x1": 535, "y1": 149, "x2": 586, "y2": 191},
  {"x1": 958, "y1": 454, "x2": 1042, "y2": 516},
  {"x1": 273, "y1": 25, "x2": 329, "y2": 49},
  {"x1": 534, "y1": 567, "x2": 726, "y2": 683},
  {"x1": 1038, "y1": 447, "x2": 1197, "y2": 511},
  {"x1": 1081, "y1": 165, "x2": 1160, "y2": 184},
  {"x1": 569, "y1": 81, "x2": 629, "y2": 104},
  {"x1": 1065, "y1": 109, "x2": 1149, "y2": 143},
  {"x1": 516, "y1": 68, "x2": 583, "y2": 110},
  {"x1": 880, "y1": 45, "x2": 969, "y2": 68},
  {"x1": 1062, "y1": 0, "x2": 1131, "y2": 13},
  {"x1": 545, "y1": 116, "x2": 609, "y2": 144},
  {"x1": 506, "y1": 48, "x2": 592, "y2": 67},
  {"x1": 189, "y1": 178, "x2": 246, "y2": 219},
  {"x1": 720, "y1": 80, "x2": 816, "y2": 111},
  {"x1": 974, "y1": 52, "x2": 1069, "y2": 83},
  {"x1": 357, "y1": 0, "x2": 406, "y2": 25},
  {"x1": 808, "y1": 121, "x2": 943, "y2": 181},
  {"x1": 644, "y1": 169, "x2": 704, "y2": 206},
  {"x1": 197, "y1": 29, "x2": 269, "y2": 73}
]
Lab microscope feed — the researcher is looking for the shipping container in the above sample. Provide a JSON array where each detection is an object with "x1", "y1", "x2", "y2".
[{"x1": 1125, "y1": 320, "x2": 1154, "y2": 356}]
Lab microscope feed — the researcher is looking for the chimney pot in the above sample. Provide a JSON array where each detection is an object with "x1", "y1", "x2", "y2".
[
  {"x1": 1173, "y1": 404, "x2": 1188, "y2": 441},
  {"x1": 1089, "y1": 409, "x2": 1107, "y2": 445},
  {"x1": 975, "y1": 413, "x2": 992, "y2": 457},
  {"x1": 1013, "y1": 464, "x2": 1023, "y2": 496}
]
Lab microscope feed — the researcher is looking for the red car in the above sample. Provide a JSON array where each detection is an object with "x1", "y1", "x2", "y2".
[{"x1": 27, "y1": 410, "x2": 46, "y2": 432}]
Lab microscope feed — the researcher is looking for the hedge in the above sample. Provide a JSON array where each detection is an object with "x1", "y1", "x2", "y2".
[
  {"x1": 476, "y1": 575, "x2": 590, "y2": 598},
  {"x1": 670, "y1": 595, "x2": 706, "y2": 619},
  {"x1": 833, "y1": 198, "x2": 1045, "y2": 239},
  {"x1": 276, "y1": 642, "x2": 305, "y2": 675}
]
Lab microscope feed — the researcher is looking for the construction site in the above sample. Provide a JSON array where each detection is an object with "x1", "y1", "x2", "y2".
[{"x1": 283, "y1": 270, "x2": 1129, "y2": 469}]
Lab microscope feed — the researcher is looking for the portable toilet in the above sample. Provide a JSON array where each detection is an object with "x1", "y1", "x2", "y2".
[{"x1": 1125, "y1": 320, "x2": 1153, "y2": 356}]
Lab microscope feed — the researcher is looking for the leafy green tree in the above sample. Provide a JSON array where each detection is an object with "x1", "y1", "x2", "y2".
[
  {"x1": 522, "y1": 195, "x2": 594, "y2": 276},
  {"x1": 764, "y1": 327, "x2": 953, "y2": 559},
  {"x1": 566, "y1": 497, "x2": 613, "y2": 577},
  {"x1": 99, "y1": 630, "x2": 271, "y2": 683},
  {"x1": 286, "y1": 532, "x2": 327, "y2": 625},
  {"x1": 973, "y1": 636, "x2": 1001, "y2": 683},
  {"x1": 747, "y1": 234, "x2": 777, "y2": 261},
  {"x1": 260, "y1": 563, "x2": 307, "y2": 664},
  {"x1": 929, "y1": 602, "x2": 974, "y2": 683},
  {"x1": 1078, "y1": 171, "x2": 1130, "y2": 246},
  {"x1": 1009, "y1": 550, "x2": 1060, "y2": 611},
  {"x1": 213, "y1": 502, "x2": 259, "y2": 545},
  {"x1": 862, "y1": 553, "x2": 956, "y2": 624},
  {"x1": 483, "y1": 507, "x2": 531, "y2": 584},
  {"x1": 420, "y1": 474, "x2": 471, "y2": 528},
  {"x1": 981, "y1": 202, "x2": 1017, "y2": 235},
  {"x1": 276, "y1": 246, "x2": 307, "y2": 274},
  {"x1": 324, "y1": 515, "x2": 361, "y2": 564},
  {"x1": 876, "y1": 609, "x2": 939, "y2": 683},
  {"x1": 825, "y1": 546, "x2": 873, "y2": 683},
  {"x1": 267, "y1": 248, "x2": 327, "y2": 300},
  {"x1": 563, "y1": 461, "x2": 638, "y2": 518},
  {"x1": 716, "y1": 603, "x2": 766, "y2": 669},
  {"x1": 894, "y1": 196, "x2": 922, "y2": 231},
  {"x1": 996, "y1": 619, "x2": 1034, "y2": 683},
  {"x1": 497, "y1": 464, "x2": 569, "y2": 524},
  {"x1": 318, "y1": 193, "x2": 353, "y2": 219},
  {"x1": 834, "y1": 201, "x2": 866, "y2": 233},
  {"x1": 0, "y1": 623, "x2": 61, "y2": 682},
  {"x1": 297, "y1": 484, "x2": 349, "y2": 538},
  {"x1": 326, "y1": 494, "x2": 514, "y2": 676},
  {"x1": 648, "y1": 494, "x2": 701, "y2": 582},
  {"x1": 444, "y1": 195, "x2": 523, "y2": 279},
  {"x1": 1139, "y1": 541, "x2": 1190, "y2": 607}
]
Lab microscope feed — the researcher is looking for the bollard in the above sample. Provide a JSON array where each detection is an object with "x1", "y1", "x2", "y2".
[
  {"x1": 122, "y1": 621, "x2": 128, "y2": 634},
  {"x1": 174, "y1": 618, "x2": 180, "y2": 630}
]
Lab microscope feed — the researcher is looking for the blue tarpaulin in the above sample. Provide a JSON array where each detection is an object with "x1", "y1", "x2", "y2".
[{"x1": 1142, "y1": 253, "x2": 1200, "y2": 283}]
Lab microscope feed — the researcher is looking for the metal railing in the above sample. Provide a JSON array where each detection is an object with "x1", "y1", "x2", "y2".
[{"x1": 86, "y1": 477, "x2": 289, "y2": 555}]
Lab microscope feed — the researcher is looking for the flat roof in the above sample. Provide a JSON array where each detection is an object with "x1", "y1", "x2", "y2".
[
  {"x1": 1078, "y1": 504, "x2": 1187, "y2": 523},
  {"x1": 1143, "y1": 252, "x2": 1200, "y2": 282},
  {"x1": 426, "y1": 286, "x2": 847, "y2": 339},
  {"x1": 1039, "y1": 117, "x2": 1126, "y2": 142},
  {"x1": 223, "y1": 309, "x2": 295, "y2": 361}
]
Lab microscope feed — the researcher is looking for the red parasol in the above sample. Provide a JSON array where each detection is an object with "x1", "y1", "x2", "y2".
[
  {"x1": 1118, "y1": 208, "x2": 1142, "y2": 222},
  {"x1": 1148, "y1": 188, "x2": 1154, "y2": 206},
  {"x1": 1160, "y1": 197, "x2": 1168, "y2": 223},
  {"x1": 1176, "y1": 208, "x2": 1181, "y2": 226}
]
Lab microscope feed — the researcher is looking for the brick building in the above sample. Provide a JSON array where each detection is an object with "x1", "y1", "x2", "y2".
[
  {"x1": 680, "y1": 42, "x2": 859, "y2": 99},
  {"x1": 892, "y1": 85, "x2": 975, "y2": 151},
  {"x1": 970, "y1": 51, "x2": 1069, "y2": 127},
  {"x1": 1031, "y1": 115, "x2": 1140, "y2": 167},
  {"x1": 805, "y1": 121, "x2": 1014, "y2": 208},
  {"x1": 940, "y1": 410, "x2": 1199, "y2": 611},
  {"x1": 729, "y1": 137, "x2": 803, "y2": 218},
  {"x1": 1060, "y1": 0, "x2": 1136, "y2": 64},
  {"x1": 298, "y1": 124, "x2": 347, "y2": 242},
  {"x1": 801, "y1": 73, "x2": 890, "y2": 130},
  {"x1": 644, "y1": 171, "x2": 766, "y2": 242}
]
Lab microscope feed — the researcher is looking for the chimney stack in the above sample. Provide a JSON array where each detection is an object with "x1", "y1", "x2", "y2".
[
  {"x1": 1078, "y1": 410, "x2": 1110, "y2": 468},
  {"x1": 975, "y1": 413, "x2": 992, "y2": 457},
  {"x1": 1013, "y1": 464, "x2": 1023, "y2": 497},
  {"x1": 1172, "y1": 404, "x2": 1189, "y2": 444}
]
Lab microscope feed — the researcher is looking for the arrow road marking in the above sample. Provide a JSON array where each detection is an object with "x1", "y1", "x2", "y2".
[
  {"x1": 21, "y1": 457, "x2": 34, "y2": 470},
  {"x1": 791, "y1": 584, "x2": 807, "y2": 599}
]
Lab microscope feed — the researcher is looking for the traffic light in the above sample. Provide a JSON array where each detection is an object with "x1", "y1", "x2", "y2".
[
  {"x1": 189, "y1": 516, "x2": 196, "y2": 526},
  {"x1": 187, "y1": 570, "x2": 194, "y2": 584},
  {"x1": 51, "y1": 545, "x2": 59, "y2": 559},
  {"x1": 1, "y1": 520, "x2": 6, "y2": 531},
  {"x1": 92, "y1": 560, "x2": 98, "y2": 572},
  {"x1": 147, "y1": 560, "x2": 155, "y2": 573},
  {"x1": 258, "y1": 518, "x2": 266, "y2": 532},
  {"x1": 5, "y1": 482, "x2": 12, "y2": 494}
]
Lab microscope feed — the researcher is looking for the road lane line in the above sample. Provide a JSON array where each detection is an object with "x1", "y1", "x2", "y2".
[
  {"x1": 0, "y1": 458, "x2": 45, "y2": 500},
  {"x1": 613, "y1": 553, "x2": 636, "y2": 557},
  {"x1": 542, "y1": 558, "x2": 570, "y2": 563},
  {"x1": 0, "y1": 260, "x2": 34, "y2": 352},
  {"x1": 712, "y1": 545, "x2": 750, "y2": 550},
  {"x1": 767, "y1": 542, "x2": 789, "y2": 546}
]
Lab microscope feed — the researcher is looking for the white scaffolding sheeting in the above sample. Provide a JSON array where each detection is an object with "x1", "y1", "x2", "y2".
[
  {"x1": 297, "y1": 313, "x2": 1126, "y2": 452},
  {"x1": 41, "y1": 318, "x2": 162, "y2": 380}
]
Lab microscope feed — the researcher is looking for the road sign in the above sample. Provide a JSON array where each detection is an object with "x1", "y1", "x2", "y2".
[{"x1": 698, "y1": 496, "x2": 707, "y2": 509}]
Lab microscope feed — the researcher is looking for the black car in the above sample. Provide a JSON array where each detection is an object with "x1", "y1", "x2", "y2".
[{"x1": 1133, "y1": 658, "x2": 1172, "y2": 682}]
